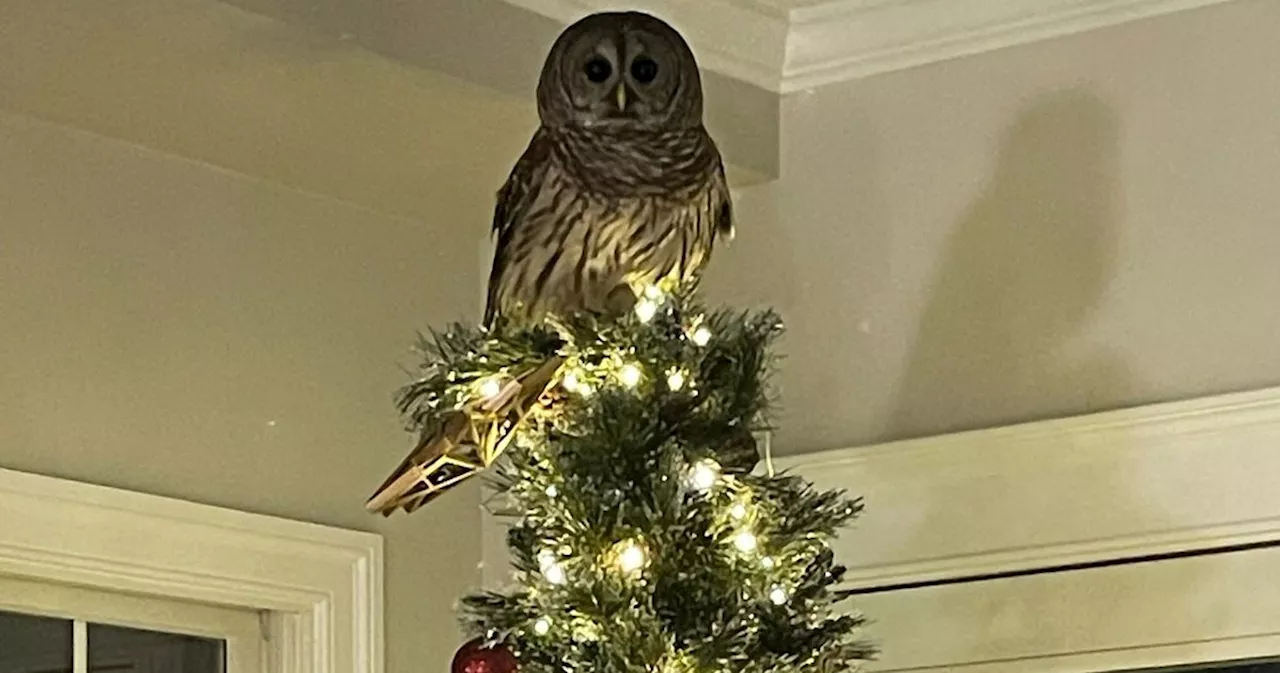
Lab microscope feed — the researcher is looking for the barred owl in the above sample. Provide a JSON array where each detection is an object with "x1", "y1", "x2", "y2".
[{"x1": 484, "y1": 11, "x2": 733, "y2": 327}]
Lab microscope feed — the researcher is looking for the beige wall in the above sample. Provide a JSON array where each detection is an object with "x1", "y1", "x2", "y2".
[
  {"x1": 707, "y1": 0, "x2": 1280, "y2": 453},
  {"x1": 0, "y1": 111, "x2": 484, "y2": 671},
  {"x1": 4, "y1": 0, "x2": 1280, "y2": 668}
]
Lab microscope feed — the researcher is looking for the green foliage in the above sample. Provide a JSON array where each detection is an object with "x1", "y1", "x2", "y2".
[{"x1": 399, "y1": 290, "x2": 874, "y2": 673}]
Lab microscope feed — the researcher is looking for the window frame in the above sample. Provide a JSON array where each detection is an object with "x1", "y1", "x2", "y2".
[
  {"x1": 0, "y1": 468, "x2": 383, "y2": 673},
  {"x1": 771, "y1": 385, "x2": 1280, "y2": 672},
  {"x1": 0, "y1": 574, "x2": 263, "y2": 673}
]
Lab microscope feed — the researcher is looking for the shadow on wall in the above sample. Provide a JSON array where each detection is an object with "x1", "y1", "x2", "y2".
[
  {"x1": 888, "y1": 87, "x2": 1133, "y2": 440},
  {"x1": 867, "y1": 91, "x2": 1228, "y2": 670}
]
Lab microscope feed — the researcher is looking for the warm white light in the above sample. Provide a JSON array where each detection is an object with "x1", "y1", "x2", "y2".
[
  {"x1": 534, "y1": 617, "x2": 552, "y2": 635},
  {"x1": 479, "y1": 378, "x2": 503, "y2": 399},
  {"x1": 538, "y1": 549, "x2": 566, "y2": 585},
  {"x1": 666, "y1": 369, "x2": 686, "y2": 391},
  {"x1": 562, "y1": 371, "x2": 581, "y2": 393},
  {"x1": 615, "y1": 540, "x2": 647, "y2": 574},
  {"x1": 729, "y1": 502, "x2": 748, "y2": 520},
  {"x1": 761, "y1": 556, "x2": 776, "y2": 569},
  {"x1": 543, "y1": 562, "x2": 566, "y2": 585},
  {"x1": 733, "y1": 531, "x2": 758, "y2": 553},
  {"x1": 691, "y1": 326, "x2": 713, "y2": 347},
  {"x1": 768, "y1": 585, "x2": 788, "y2": 605},
  {"x1": 634, "y1": 299, "x2": 658, "y2": 323},
  {"x1": 643, "y1": 284, "x2": 663, "y2": 300},
  {"x1": 545, "y1": 484, "x2": 559, "y2": 497},
  {"x1": 688, "y1": 459, "x2": 720, "y2": 492},
  {"x1": 620, "y1": 363, "x2": 643, "y2": 388}
]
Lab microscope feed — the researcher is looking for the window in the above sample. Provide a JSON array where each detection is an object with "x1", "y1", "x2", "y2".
[
  {"x1": 744, "y1": 386, "x2": 1280, "y2": 672},
  {"x1": 0, "y1": 575, "x2": 260, "y2": 673},
  {"x1": 0, "y1": 468, "x2": 383, "y2": 673}
]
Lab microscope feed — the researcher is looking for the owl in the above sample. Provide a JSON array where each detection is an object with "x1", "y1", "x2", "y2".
[{"x1": 484, "y1": 11, "x2": 733, "y2": 328}]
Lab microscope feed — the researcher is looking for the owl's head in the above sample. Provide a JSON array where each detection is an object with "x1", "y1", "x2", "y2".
[{"x1": 536, "y1": 12, "x2": 704, "y2": 131}]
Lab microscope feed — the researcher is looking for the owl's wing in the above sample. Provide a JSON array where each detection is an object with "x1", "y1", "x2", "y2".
[
  {"x1": 711, "y1": 158, "x2": 734, "y2": 240},
  {"x1": 485, "y1": 128, "x2": 554, "y2": 325}
]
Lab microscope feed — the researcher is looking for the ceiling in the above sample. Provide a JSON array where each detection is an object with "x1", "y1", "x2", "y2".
[
  {"x1": 0, "y1": 0, "x2": 1234, "y2": 220},
  {"x1": 498, "y1": 0, "x2": 1243, "y2": 92}
]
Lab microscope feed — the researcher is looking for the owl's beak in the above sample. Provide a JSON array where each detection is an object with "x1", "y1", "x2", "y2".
[{"x1": 615, "y1": 83, "x2": 627, "y2": 112}]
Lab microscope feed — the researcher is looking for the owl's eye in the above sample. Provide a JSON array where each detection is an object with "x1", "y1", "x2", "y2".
[
  {"x1": 584, "y1": 58, "x2": 612, "y2": 83},
  {"x1": 630, "y1": 57, "x2": 659, "y2": 83}
]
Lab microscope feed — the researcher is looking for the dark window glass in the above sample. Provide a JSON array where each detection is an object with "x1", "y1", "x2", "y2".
[
  {"x1": 0, "y1": 610, "x2": 73, "y2": 673},
  {"x1": 88, "y1": 623, "x2": 225, "y2": 673},
  {"x1": 1117, "y1": 660, "x2": 1280, "y2": 672}
]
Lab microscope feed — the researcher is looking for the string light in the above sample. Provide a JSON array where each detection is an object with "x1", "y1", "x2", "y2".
[
  {"x1": 538, "y1": 550, "x2": 567, "y2": 585},
  {"x1": 620, "y1": 363, "x2": 643, "y2": 388},
  {"x1": 687, "y1": 459, "x2": 720, "y2": 492},
  {"x1": 545, "y1": 484, "x2": 559, "y2": 497},
  {"x1": 666, "y1": 369, "x2": 687, "y2": 391},
  {"x1": 768, "y1": 585, "x2": 789, "y2": 605},
  {"x1": 614, "y1": 539, "x2": 648, "y2": 574},
  {"x1": 543, "y1": 562, "x2": 566, "y2": 585},
  {"x1": 634, "y1": 298, "x2": 658, "y2": 323},
  {"x1": 533, "y1": 617, "x2": 552, "y2": 635},
  {"x1": 761, "y1": 556, "x2": 776, "y2": 569},
  {"x1": 732, "y1": 531, "x2": 758, "y2": 553},
  {"x1": 562, "y1": 371, "x2": 582, "y2": 393},
  {"x1": 691, "y1": 326, "x2": 713, "y2": 347},
  {"x1": 729, "y1": 502, "x2": 748, "y2": 520},
  {"x1": 479, "y1": 377, "x2": 503, "y2": 400}
]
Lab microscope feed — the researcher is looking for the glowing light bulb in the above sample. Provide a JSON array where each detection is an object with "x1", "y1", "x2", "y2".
[
  {"x1": 729, "y1": 502, "x2": 748, "y2": 519},
  {"x1": 545, "y1": 484, "x2": 559, "y2": 497},
  {"x1": 479, "y1": 378, "x2": 503, "y2": 399},
  {"x1": 543, "y1": 562, "x2": 566, "y2": 585},
  {"x1": 688, "y1": 459, "x2": 720, "y2": 492},
  {"x1": 562, "y1": 371, "x2": 581, "y2": 393},
  {"x1": 691, "y1": 326, "x2": 713, "y2": 347},
  {"x1": 643, "y1": 284, "x2": 663, "y2": 300},
  {"x1": 733, "y1": 531, "x2": 758, "y2": 553},
  {"x1": 615, "y1": 540, "x2": 647, "y2": 574},
  {"x1": 666, "y1": 369, "x2": 686, "y2": 391},
  {"x1": 634, "y1": 299, "x2": 658, "y2": 323},
  {"x1": 768, "y1": 585, "x2": 788, "y2": 605},
  {"x1": 761, "y1": 556, "x2": 776, "y2": 569},
  {"x1": 620, "y1": 363, "x2": 642, "y2": 388},
  {"x1": 534, "y1": 617, "x2": 552, "y2": 635}
]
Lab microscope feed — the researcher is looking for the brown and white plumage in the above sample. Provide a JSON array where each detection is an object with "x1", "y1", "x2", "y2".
[
  {"x1": 484, "y1": 11, "x2": 733, "y2": 327},
  {"x1": 367, "y1": 12, "x2": 732, "y2": 514}
]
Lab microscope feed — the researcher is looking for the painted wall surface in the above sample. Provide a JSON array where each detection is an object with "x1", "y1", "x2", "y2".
[
  {"x1": 706, "y1": 0, "x2": 1280, "y2": 453},
  {"x1": 0, "y1": 111, "x2": 486, "y2": 672},
  {"x1": 5, "y1": 0, "x2": 1280, "y2": 670}
]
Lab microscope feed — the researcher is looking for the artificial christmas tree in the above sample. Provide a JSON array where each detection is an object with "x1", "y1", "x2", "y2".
[{"x1": 369, "y1": 287, "x2": 874, "y2": 673}]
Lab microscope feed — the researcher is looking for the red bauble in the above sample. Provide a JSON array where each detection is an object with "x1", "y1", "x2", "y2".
[{"x1": 452, "y1": 638, "x2": 518, "y2": 673}]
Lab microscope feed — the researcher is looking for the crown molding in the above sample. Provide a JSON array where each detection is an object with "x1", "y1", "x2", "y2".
[{"x1": 499, "y1": 0, "x2": 1244, "y2": 92}]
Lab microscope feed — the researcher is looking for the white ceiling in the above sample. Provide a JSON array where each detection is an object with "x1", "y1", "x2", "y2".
[{"x1": 498, "y1": 0, "x2": 1246, "y2": 92}]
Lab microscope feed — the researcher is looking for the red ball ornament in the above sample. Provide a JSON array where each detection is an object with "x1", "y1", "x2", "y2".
[{"x1": 452, "y1": 638, "x2": 518, "y2": 673}]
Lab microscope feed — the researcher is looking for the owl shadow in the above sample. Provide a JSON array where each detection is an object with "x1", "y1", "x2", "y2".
[
  {"x1": 889, "y1": 87, "x2": 1130, "y2": 439},
  {"x1": 871, "y1": 90, "x2": 1229, "y2": 668}
]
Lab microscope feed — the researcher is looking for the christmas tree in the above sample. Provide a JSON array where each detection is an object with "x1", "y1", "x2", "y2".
[{"x1": 377, "y1": 286, "x2": 873, "y2": 673}]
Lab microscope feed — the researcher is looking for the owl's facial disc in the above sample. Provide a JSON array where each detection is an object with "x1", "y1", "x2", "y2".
[{"x1": 538, "y1": 12, "x2": 702, "y2": 130}]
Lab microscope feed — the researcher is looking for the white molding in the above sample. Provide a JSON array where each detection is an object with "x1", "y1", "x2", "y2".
[
  {"x1": 498, "y1": 0, "x2": 1245, "y2": 92},
  {"x1": 498, "y1": 0, "x2": 791, "y2": 89},
  {"x1": 774, "y1": 386, "x2": 1280, "y2": 591},
  {"x1": 859, "y1": 544, "x2": 1280, "y2": 671},
  {"x1": 0, "y1": 469, "x2": 384, "y2": 673}
]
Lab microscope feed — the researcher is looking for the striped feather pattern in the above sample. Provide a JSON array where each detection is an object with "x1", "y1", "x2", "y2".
[{"x1": 484, "y1": 123, "x2": 732, "y2": 327}]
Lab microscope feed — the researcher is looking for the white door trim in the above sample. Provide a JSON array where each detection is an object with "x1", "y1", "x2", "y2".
[{"x1": 0, "y1": 468, "x2": 384, "y2": 673}]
